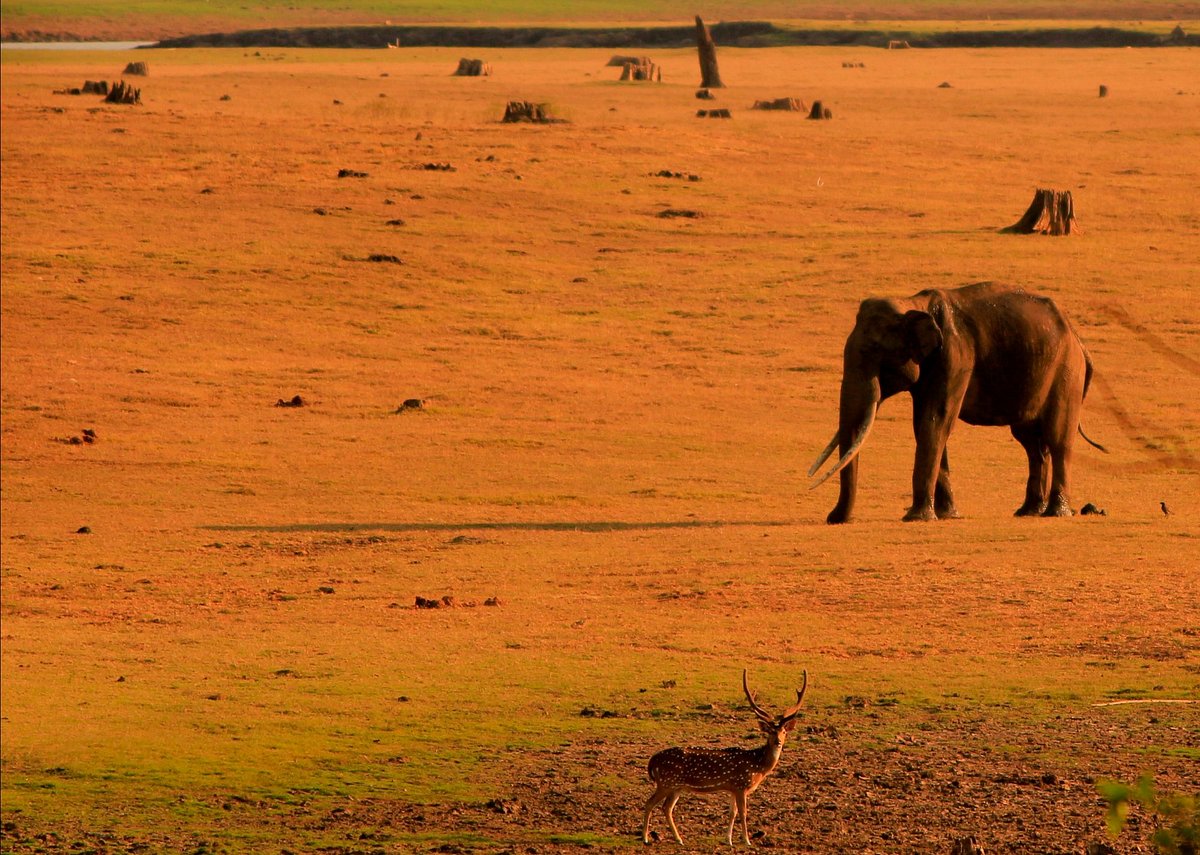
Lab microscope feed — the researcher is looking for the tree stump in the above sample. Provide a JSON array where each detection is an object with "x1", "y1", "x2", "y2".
[
  {"x1": 453, "y1": 58, "x2": 491, "y2": 76},
  {"x1": 696, "y1": 108, "x2": 732, "y2": 118},
  {"x1": 619, "y1": 60, "x2": 660, "y2": 82},
  {"x1": 82, "y1": 80, "x2": 109, "y2": 95},
  {"x1": 887, "y1": 39, "x2": 911, "y2": 49},
  {"x1": 1002, "y1": 189, "x2": 1080, "y2": 235},
  {"x1": 694, "y1": 16, "x2": 725, "y2": 89},
  {"x1": 1098, "y1": 84, "x2": 1108, "y2": 97},
  {"x1": 752, "y1": 97, "x2": 806, "y2": 111},
  {"x1": 105, "y1": 80, "x2": 141, "y2": 105},
  {"x1": 950, "y1": 837, "x2": 985, "y2": 855},
  {"x1": 807, "y1": 100, "x2": 832, "y2": 119},
  {"x1": 502, "y1": 101, "x2": 562, "y2": 123},
  {"x1": 122, "y1": 61, "x2": 149, "y2": 76}
]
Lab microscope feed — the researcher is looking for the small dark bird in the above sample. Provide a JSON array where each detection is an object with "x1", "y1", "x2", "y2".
[{"x1": 1160, "y1": 501, "x2": 1172, "y2": 516}]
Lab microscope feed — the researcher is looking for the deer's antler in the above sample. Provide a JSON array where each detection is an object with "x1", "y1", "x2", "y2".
[
  {"x1": 742, "y1": 669, "x2": 775, "y2": 723},
  {"x1": 779, "y1": 670, "x2": 809, "y2": 723}
]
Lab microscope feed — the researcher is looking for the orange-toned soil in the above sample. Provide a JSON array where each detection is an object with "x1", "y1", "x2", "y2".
[{"x1": 2, "y1": 46, "x2": 1197, "y2": 853}]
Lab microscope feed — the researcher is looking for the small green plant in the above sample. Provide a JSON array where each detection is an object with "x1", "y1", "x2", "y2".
[{"x1": 1098, "y1": 774, "x2": 1199, "y2": 855}]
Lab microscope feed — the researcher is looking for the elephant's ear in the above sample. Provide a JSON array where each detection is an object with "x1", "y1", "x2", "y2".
[{"x1": 903, "y1": 310, "x2": 942, "y2": 361}]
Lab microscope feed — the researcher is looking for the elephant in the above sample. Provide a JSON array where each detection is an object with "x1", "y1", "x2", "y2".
[{"x1": 809, "y1": 281, "x2": 1105, "y2": 523}]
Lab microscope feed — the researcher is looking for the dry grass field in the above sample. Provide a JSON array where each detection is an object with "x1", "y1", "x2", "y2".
[{"x1": 2, "y1": 43, "x2": 1198, "y2": 854}]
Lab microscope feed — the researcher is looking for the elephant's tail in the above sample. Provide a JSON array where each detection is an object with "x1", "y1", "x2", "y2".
[
  {"x1": 1078, "y1": 424, "x2": 1108, "y2": 453},
  {"x1": 1078, "y1": 347, "x2": 1108, "y2": 452}
]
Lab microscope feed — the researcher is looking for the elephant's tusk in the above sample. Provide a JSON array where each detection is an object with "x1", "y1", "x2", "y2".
[
  {"x1": 807, "y1": 431, "x2": 840, "y2": 478},
  {"x1": 810, "y1": 407, "x2": 876, "y2": 489}
]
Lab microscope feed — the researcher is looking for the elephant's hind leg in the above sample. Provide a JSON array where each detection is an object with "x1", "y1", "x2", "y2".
[
  {"x1": 1011, "y1": 425, "x2": 1050, "y2": 516},
  {"x1": 935, "y1": 448, "x2": 961, "y2": 519},
  {"x1": 1041, "y1": 402, "x2": 1078, "y2": 517}
]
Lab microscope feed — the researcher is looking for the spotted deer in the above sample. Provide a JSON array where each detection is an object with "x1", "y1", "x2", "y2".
[{"x1": 642, "y1": 670, "x2": 808, "y2": 846}]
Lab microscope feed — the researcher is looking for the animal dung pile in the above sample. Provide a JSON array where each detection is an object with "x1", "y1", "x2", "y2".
[
  {"x1": 657, "y1": 208, "x2": 703, "y2": 219},
  {"x1": 122, "y1": 61, "x2": 149, "y2": 76},
  {"x1": 337, "y1": 167, "x2": 368, "y2": 178},
  {"x1": 413, "y1": 595, "x2": 501, "y2": 609},
  {"x1": 1002, "y1": 189, "x2": 1080, "y2": 235},
  {"x1": 649, "y1": 169, "x2": 701, "y2": 182},
  {"x1": 752, "y1": 97, "x2": 807, "y2": 111},
  {"x1": 501, "y1": 101, "x2": 564, "y2": 123},
  {"x1": 105, "y1": 80, "x2": 141, "y2": 105},
  {"x1": 695, "y1": 88, "x2": 714, "y2": 99},
  {"x1": 807, "y1": 100, "x2": 833, "y2": 119},
  {"x1": 453, "y1": 58, "x2": 491, "y2": 76},
  {"x1": 275, "y1": 395, "x2": 305, "y2": 407},
  {"x1": 618, "y1": 59, "x2": 660, "y2": 82},
  {"x1": 696, "y1": 108, "x2": 732, "y2": 118}
]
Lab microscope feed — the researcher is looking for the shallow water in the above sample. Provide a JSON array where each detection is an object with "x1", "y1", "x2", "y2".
[{"x1": 0, "y1": 41, "x2": 155, "y2": 51}]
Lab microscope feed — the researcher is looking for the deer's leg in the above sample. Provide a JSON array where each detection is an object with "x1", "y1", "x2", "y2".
[
  {"x1": 736, "y1": 790, "x2": 751, "y2": 845},
  {"x1": 664, "y1": 792, "x2": 684, "y2": 845},
  {"x1": 726, "y1": 793, "x2": 738, "y2": 847},
  {"x1": 643, "y1": 786, "x2": 668, "y2": 844}
]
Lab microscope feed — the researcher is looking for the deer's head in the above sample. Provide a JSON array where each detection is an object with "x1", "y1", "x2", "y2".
[{"x1": 743, "y1": 669, "x2": 808, "y2": 747}]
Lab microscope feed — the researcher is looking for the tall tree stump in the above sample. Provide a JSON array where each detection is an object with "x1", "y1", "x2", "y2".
[
  {"x1": 453, "y1": 58, "x2": 491, "y2": 76},
  {"x1": 82, "y1": 80, "x2": 109, "y2": 95},
  {"x1": 619, "y1": 59, "x2": 660, "y2": 82},
  {"x1": 694, "y1": 16, "x2": 725, "y2": 89},
  {"x1": 122, "y1": 61, "x2": 149, "y2": 76},
  {"x1": 1002, "y1": 189, "x2": 1080, "y2": 235},
  {"x1": 105, "y1": 80, "x2": 141, "y2": 104}
]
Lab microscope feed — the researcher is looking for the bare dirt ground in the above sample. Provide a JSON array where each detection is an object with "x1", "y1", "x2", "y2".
[{"x1": 2, "y1": 46, "x2": 1198, "y2": 853}]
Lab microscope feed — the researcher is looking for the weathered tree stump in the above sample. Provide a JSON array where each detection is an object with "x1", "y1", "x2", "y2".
[
  {"x1": 453, "y1": 58, "x2": 491, "y2": 76},
  {"x1": 1098, "y1": 84, "x2": 1108, "y2": 97},
  {"x1": 502, "y1": 100, "x2": 562, "y2": 123},
  {"x1": 82, "y1": 80, "x2": 109, "y2": 95},
  {"x1": 950, "y1": 837, "x2": 985, "y2": 855},
  {"x1": 122, "y1": 61, "x2": 149, "y2": 76},
  {"x1": 694, "y1": 16, "x2": 725, "y2": 89},
  {"x1": 752, "y1": 97, "x2": 806, "y2": 111},
  {"x1": 696, "y1": 108, "x2": 732, "y2": 118},
  {"x1": 1002, "y1": 189, "x2": 1080, "y2": 235},
  {"x1": 105, "y1": 80, "x2": 141, "y2": 105},
  {"x1": 807, "y1": 100, "x2": 832, "y2": 119},
  {"x1": 619, "y1": 60, "x2": 660, "y2": 82}
]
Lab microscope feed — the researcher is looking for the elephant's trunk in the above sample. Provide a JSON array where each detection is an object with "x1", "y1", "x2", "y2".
[{"x1": 820, "y1": 377, "x2": 881, "y2": 524}]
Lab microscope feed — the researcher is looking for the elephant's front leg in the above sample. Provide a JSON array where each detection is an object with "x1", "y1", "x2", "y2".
[{"x1": 905, "y1": 390, "x2": 962, "y2": 522}]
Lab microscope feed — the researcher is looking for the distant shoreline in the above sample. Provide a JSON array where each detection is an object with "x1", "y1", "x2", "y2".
[
  {"x1": 4, "y1": 21, "x2": 1194, "y2": 49},
  {"x1": 145, "y1": 22, "x2": 1195, "y2": 49}
]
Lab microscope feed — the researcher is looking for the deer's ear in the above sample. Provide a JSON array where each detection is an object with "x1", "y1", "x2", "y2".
[{"x1": 782, "y1": 718, "x2": 799, "y2": 733}]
